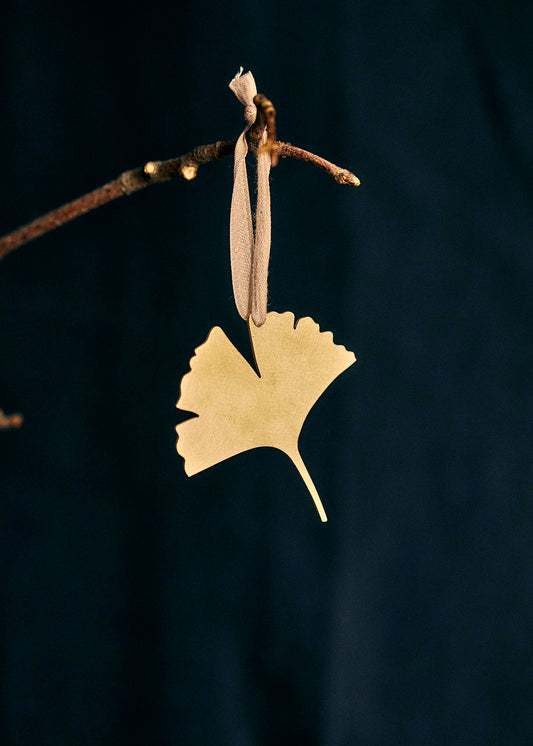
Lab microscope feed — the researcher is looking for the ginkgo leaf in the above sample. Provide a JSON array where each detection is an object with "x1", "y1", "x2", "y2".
[{"x1": 176, "y1": 311, "x2": 356, "y2": 521}]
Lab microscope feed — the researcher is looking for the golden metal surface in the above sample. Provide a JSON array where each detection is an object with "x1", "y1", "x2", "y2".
[{"x1": 176, "y1": 311, "x2": 356, "y2": 521}]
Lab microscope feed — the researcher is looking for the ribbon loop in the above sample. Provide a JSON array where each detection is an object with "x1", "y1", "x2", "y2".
[{"x1": 229, "y1": 68, "x2": 272, "y2": 326}]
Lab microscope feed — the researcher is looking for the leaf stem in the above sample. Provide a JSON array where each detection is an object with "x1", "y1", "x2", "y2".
[{"x1": 288, "y1": 448, "x2": 328, "y2": 522}]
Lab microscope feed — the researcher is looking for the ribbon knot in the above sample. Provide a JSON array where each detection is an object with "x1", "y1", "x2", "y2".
[
  {"x1": 244, "y1": 104, "x2": 256, "y2": 124},
  {"x1": 228, "y1": 68, "x2": 271, "y2": 326}
]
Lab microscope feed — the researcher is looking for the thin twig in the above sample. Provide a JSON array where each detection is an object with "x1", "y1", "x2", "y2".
[
  {"x1": 278, "y1": 143, "x2": 360, "y2": 185},
  {"x1": 0, "y1": 105, "x2": 359, "y2": 260},
  {"x1": 0, "y1": 140, "x2": 236, "y2": 260}
]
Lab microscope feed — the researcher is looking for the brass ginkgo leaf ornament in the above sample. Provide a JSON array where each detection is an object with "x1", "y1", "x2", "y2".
[
  {"x1": 176, "y1": 311, "x2": 356, "y2": 521},
  {"x1": 174, "y1": 70, "x2": 360, "y2": 521}
]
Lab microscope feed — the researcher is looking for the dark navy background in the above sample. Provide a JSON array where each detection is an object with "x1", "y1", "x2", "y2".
[{"x1": 1, "y1": 2, "x2": 532, "y2": 744}]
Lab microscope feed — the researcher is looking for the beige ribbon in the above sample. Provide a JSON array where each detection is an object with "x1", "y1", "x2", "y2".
[{"x1": 229, "y1": 68, "x2": 271, "y2": 326}]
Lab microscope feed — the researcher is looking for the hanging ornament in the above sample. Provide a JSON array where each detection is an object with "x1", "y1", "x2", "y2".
[{"x1": 175, "y1": 69, "x2": 356, "y2": 521}]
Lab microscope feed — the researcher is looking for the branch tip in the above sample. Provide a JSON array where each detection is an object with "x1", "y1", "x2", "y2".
[
  {"x1": 335, "y1": 169, "x2": 360, "y2": 186},
  {"x1": 0, "y1": 410, "x2": 23, "y2": 430}
]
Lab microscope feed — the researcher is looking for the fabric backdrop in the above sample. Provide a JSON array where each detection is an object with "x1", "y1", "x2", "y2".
[{"x1": 1, "y1": 1, "x2": 532, "y2": 744}]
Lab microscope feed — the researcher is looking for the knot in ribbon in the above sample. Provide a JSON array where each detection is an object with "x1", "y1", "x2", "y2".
[
  {"x1": 228, "y1": 68, "x2": 271, "y2": 326},
  {"x1": 244, "y1": 104, "x2": 256, "y2": 124}
]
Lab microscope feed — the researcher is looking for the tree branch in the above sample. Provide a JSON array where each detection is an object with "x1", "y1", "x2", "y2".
[{"x1": 0, "y1": 137, "x2": 359, "y2": 260}]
